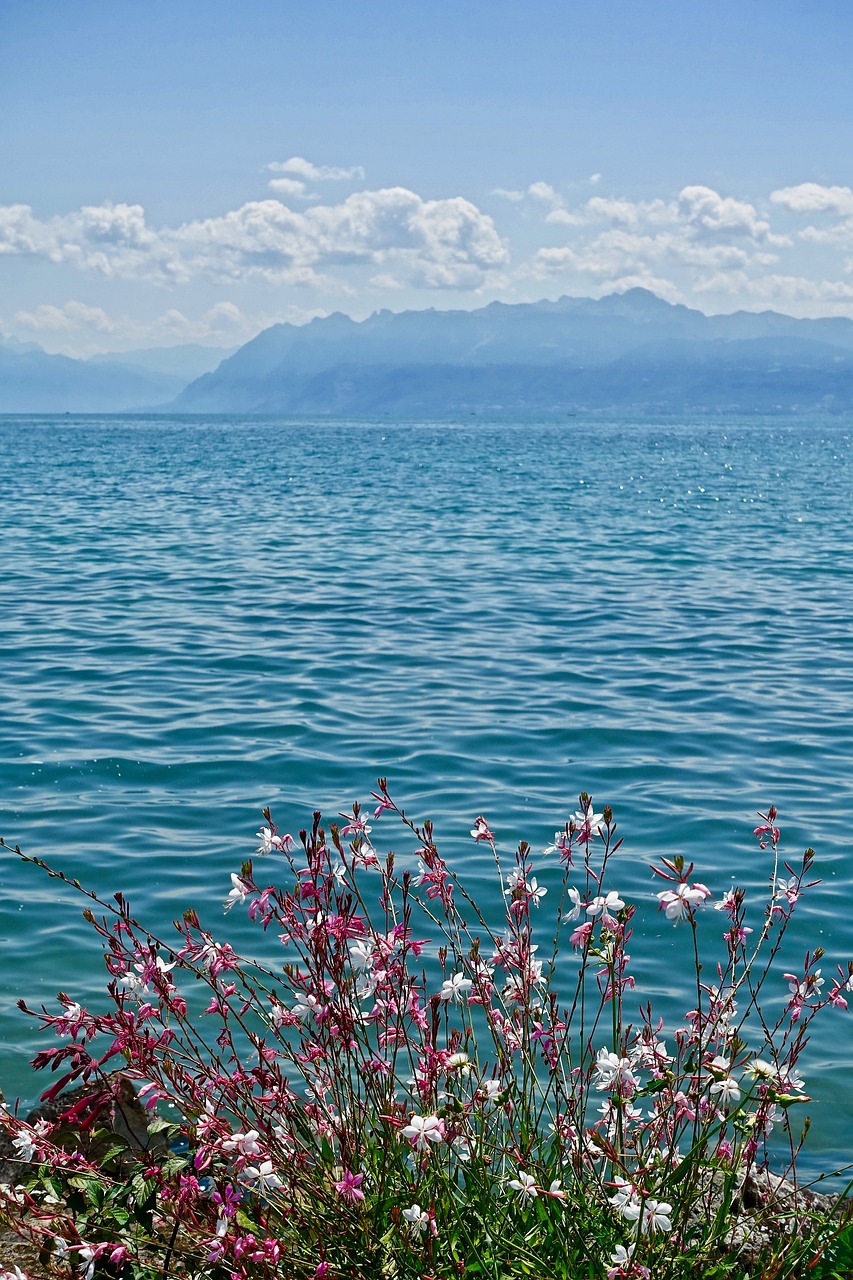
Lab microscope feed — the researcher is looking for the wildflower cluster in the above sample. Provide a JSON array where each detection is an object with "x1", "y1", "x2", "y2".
[{"x1": 0, "y1": 790, "x2": 851, "y2": 1280}]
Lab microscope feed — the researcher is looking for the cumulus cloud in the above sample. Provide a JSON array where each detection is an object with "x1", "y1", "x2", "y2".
[
  {"x1": 694, "y1": 270, "x2": 853, "y2": 303},
  {"x1": 14, "y1": 300, "x2": 116, "y2": 334},
  {"x1": 532, "y1": 183, "x2": 801, "y2": 302},
  {"x1": 492, "y1": 182, "x2": 564, "y2": 210},
  {"x1": 0, "y1": 188, "x2": 508, "y2": 291},
  {"x1": 268, "y1": 177, "x2": 310, "y2": 200},
  {"x1": 771, "y1": 183, "x2": 853, "y2": 216},
  {"x1": 267, "y1": 156, "x2": 365, "y2": 182},
  {"x1": 526, "y1": 181, "x2": 564, "y2": 210},
  {"x1": 676, "y1": 185, "x2": 789, "y2": 246},
  {"x1": 4, "y1": 298, "x2": 312, "y2": 356}
]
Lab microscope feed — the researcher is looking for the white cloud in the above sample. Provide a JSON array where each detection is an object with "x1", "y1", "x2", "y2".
[
  {"x1": 695, "y1": 270, "x2": 853, "y2": 303},
  {"x1": 266, "y1": 156, "x2": 365, "y2": 182},
  {"x1": 5, "y1": 298, "x2": 291, "y2": 356},
  {"x1": 14, "y1": 300, "x2": 116, "y2": 334},
  {"x1": 770, "y1": 183, "x2": 853, "y2": 216},
  {"x1": 268, "y1": 177, "x2": 310, "y2": 200},
  {"x1": 532, "y1": 184, "x2": 799, "y2": 303},
  {"x1": 0, "y1": 188, "x2": 508, "y2": 291},
  {"x1": 589, "y1": 172, "x2": 602, "y2": 185},
  {"x1": 492, "y1": 182, "x2": 564, "y2": 210},
  {"x1": 526, "y1": 181, "x2": 563, "y2": 210},
  {"x1": 676, "y1": 186, "x2": 789, "y2": 246}
]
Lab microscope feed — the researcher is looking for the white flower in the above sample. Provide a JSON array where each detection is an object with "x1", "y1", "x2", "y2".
[
  {"x1": 224, "y1": 873, "x2": 250, "y2": 911},
  {"x1": 586, "y1": 891, "x2": 625, "y2": 919},
  {"x1": 348, "y1": 937, "x2": 377, "y2": 970},
  {"x1": 78, "y1": 1249, "x2": 97, "y2": 1280},
  {"x1": 709, "y1": 1076, "x2": 742, "y2": 1106},
  {"x1": 657, "y1": 881, "x2": 711, "y2": 922},
  {"x1": 593, "y1": 1048, "x2": 637, "y2": 1093},
  {"x1": 11, "y1": 1132, "x2": 36, "y2": 1162},
  {"x1": 546, "y1": 1178, "x2": 566, "y2": 1199},
  {"x1": 446, "y1": 1052, "x2": 471, "y2": 1073},
  {"x1": 243, "y1": 1159, "x2": 283, "y2": 1192},
  {"x1": 400, "y1": 1113, "x2": 444, "y2": 1151},
  {"x1": 543, "y1": 831, "x2": 570, "y2": 857},
  {"x1": 439, "y1": 973, "x2": 472, "y2": 1003},
  {"x1": 573, "y1": 801, "x2": 605, "y2": 838},
  {"x1": 479, "y1": 1079, "x2": 503, "y2": 1105},
  {"x1": 291, "y1": 994, "x2": 320, "y2": 1022},
  {"x1": 220, "y1": 1129, "x2": 262, "y2": 1157},
  {"x1": 507, "y1": 1170, "x2": 538, "y2": 1199},
  {"x1": 402, "y1": 1204, "x2": 430, "y2": 1233},
  {"x1": 642, "y1": 1198, "x2": 672, "y2": 1234},
  {"x1": 562, "y1": 886, "x2": 583, "y2": 922},
  {"x1": 0, "y1": 1266, "x2": 29, "y2": 1280},
  {"x1": 452, "y1": 1135, "x2": 471, "y2": 1162},
  {"x1": 747, "y1": 1057, "x2": 778, "y2": 1081},
  {"x1": 256, "y1": 826, "x2": 283, "y2": 855},
  {"x1": 787, "y1": 970, "x2": 824, "y2": 999}
]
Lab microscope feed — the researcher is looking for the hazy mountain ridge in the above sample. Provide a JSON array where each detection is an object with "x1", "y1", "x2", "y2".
[
  {"x1": 172, "y1": 290, "x2": 853, "y2": 415},
  {"x1": 0, "y1": 340, "x2": 236, "y2": 413},
  {"x1": 5, "y1": 292, "x2": 853, "y2": 414}
]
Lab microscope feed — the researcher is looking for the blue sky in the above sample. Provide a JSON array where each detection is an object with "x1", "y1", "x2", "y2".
[{"x1": 3, "y1": 0, "x2": 853, "y2": 354}]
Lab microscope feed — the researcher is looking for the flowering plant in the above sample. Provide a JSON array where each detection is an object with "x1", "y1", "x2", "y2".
[{"x1": 1, "y1": 788, "x2": 852, "y2": 1280}]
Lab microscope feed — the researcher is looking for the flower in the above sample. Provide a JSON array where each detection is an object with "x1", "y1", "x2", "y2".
[
  {"x1": 594, "y1": 1048, "x2": 637, "y2": 1094},
  {"x1": 586, "y1": 891, "x2": 625, "y2": 920},
  {"x1": 256, "y1": 826, "x2": 283, "y2": 855},
  {"x1": 402, "y1": 1204, "x2": 430, "y2": 1233},
  {"x1": 562, "y1": 886, "x2": 584, "y2": 922},
  {"x1": 224, "y1": 873, "x2": 250, "y2": 911},
  {"x1": 604, "y1": 1244, "x2": 630, "y2": 1274},
  {"x1": 220, "y1": 1129, "x2": 263, "y2": 1157},
  {"x1": 573, "y1": 800, "x2": 605, "y2": 842},
  {"x1": 333, "y1": 1169, "x2": 365, "y2": 1203},
  {"x1": 470, "y1": 816, "x2": 494, "y2": 842},
  {"x1": 507, "y1": 1170, "x2": 538, "y2": 1199},
  {"x1": 657, "y1": 881, "x2": 711, "y2": 922},
  {"x1": 439, "y1": 972, "x2": 473, "y2": 1003},
  {"x1": 478, "y1": 1079, "x2": 503, "y2": 1105},
  {"x1": 244, "y1": 1160, "x2": 283, "y2": 1192},
  {"x1": 709, "y1": 1076, "x2": 742, "y2": 1106},
  {"x1": 642, "y1": 1198, "x2": 672, "y2": 1234},
  {"x1": 400, "y1": 1113, "x2": 444, "y2": 1151},
  {"x1": 747, "y1": 1057, "x2": 778, "y2": 1081},
  {"x1": 77, "y1": 1245, "x2": 101, "y2": 1280}
]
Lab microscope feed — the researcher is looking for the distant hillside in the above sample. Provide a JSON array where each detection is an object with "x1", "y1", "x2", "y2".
[
  {"x1": 6, "y1": 294, "x2": 853, "y2": 414},
  {"x1": 170, "y1": 289, "x2": 853, "y2": 415},
  {"x1": 0, "y1": 340, "x2": 233, "y2": 413}
]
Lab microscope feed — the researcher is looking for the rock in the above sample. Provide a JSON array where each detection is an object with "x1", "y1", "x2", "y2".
[{"x1": 0, "y1": 1072, "x2": 166, "y2": 1187}]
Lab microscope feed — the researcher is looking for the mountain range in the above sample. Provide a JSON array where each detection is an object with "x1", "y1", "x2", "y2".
[
  {"x1": 0, "y1": 340, "x2": 235, "y2": 413},
  {"x1": 5, "y1": 290, "x2": 853, "y2": 414}
]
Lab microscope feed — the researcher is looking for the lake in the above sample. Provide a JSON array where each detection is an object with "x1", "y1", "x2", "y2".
[{"x1": 1, "y1": 412, "x2": 851, "y2": 1173}]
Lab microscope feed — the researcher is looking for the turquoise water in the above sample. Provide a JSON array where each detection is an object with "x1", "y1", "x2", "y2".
[{"x1": 1, "y1": 413, "x2": 852, "y2": 1171}]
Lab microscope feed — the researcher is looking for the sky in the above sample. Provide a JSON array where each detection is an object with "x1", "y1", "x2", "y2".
[{"x1": 3, "y1": 0, "x2": 853, "y2": 356}]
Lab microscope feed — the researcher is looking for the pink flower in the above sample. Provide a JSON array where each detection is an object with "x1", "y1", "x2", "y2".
[
  {"x1": 470, "y1": 816, "x2": 494, "y2": 842},
  {"x1": 333, "y1": 1169, "x2": 365, "y2": 1202}
]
